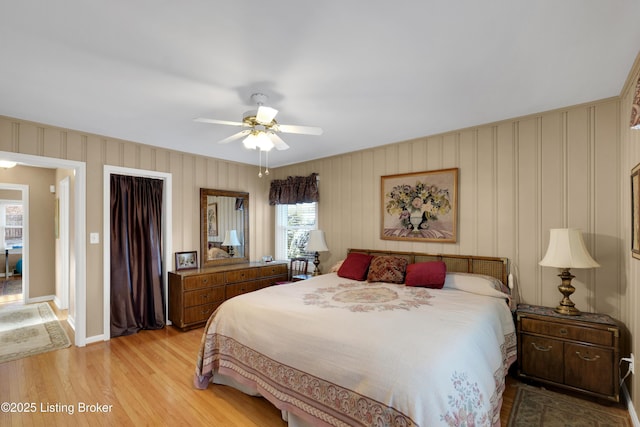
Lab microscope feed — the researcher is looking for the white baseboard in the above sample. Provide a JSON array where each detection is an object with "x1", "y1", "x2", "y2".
[
  {"x1": 25, "y1": 295, "x2": 54, "y2": 304},
  {"x1": 84, "y1": 334, "x2": 108, "y2": 345},
  {"x1": 623, "y1": 383, "x2": 639, "y2": 426}
]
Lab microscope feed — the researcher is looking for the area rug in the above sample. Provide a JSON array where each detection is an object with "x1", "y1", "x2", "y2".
[
  {"x1": 508, "y1": 383, "x2": 630, "y2": 426},
  {"x1": 0, "y1": 303, "x2": 71, "y2": 363},
  {"x1": 1, "y1": 279, "x2": 22, "y2": 296}
]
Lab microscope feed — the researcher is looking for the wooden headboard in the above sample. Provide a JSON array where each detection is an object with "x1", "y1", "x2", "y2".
[{"x1": 347, "y1": 248, "x2": 509, "y2": 285}]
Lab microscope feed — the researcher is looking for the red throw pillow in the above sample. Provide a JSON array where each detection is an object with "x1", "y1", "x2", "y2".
[
  {"x1": 337, "y1": 253, "x2": 374, "y2": 281},
  {"x1": 404, "y1": 261, "x2": 447, "y2": 288}
]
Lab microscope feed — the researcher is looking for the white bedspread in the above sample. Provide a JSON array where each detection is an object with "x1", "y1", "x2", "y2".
[{"x1": 195, "y1": 273, "x2": 516, "y2": 427}]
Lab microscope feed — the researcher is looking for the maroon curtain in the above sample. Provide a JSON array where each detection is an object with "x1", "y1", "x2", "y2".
[
  {"x1": 110, "y1": 174, "x2": 165, "y2": 337},
  {"x1": 269, "y1": 173, "x2": 319, "y2": 205}
]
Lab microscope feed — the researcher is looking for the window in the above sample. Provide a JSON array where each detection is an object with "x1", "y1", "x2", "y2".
[
  {"x1": 275, "y1": 202, "x2": 318, "y2": 261},
  {"x1": 0, "y1": 202, "x2": 23, "y2": 248}
]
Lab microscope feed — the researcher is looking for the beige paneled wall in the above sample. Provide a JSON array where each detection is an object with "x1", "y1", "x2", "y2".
[
  {"x1": 0, "y1": 116, "x2": 271, "y2": 338},
  {"x1": 620, "y1": 53, "x2": 640, "y2": 414},
  {"x1": 272, "y1": 97, "x2": 623, "y2": 319}
]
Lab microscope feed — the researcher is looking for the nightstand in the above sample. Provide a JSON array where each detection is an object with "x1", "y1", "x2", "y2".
[{"x1": 516, "y1": 304, "x2": 622, "y2": 402}]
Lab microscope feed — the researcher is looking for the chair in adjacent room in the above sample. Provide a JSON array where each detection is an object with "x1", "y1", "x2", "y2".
[{"x1": 275, "y1": 257, "x2": 310, "y2": 285}]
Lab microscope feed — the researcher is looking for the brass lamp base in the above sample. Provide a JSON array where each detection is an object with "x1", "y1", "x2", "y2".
[
  {"x1": 555, "y1": 268, "x2": 580, "y2": 316},
  {"x1": 312, "y1": 251, "x2": 321, "y2": 276}
]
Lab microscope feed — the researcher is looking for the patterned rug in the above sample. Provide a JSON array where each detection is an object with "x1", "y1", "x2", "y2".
[
  {"x1": 0, "y1": 303, "x2": 71, "y2": 363},
  {"x1": 508, "y1": 383, "x2": 630, "y2": 426},
  {"x1": 1, "y1": 278, "x2": 22, "y2": 296}
]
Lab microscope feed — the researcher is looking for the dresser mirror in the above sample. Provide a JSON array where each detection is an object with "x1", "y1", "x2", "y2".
[{"x1": 200, "y1": 188, "x2": 249, "y2": 267}]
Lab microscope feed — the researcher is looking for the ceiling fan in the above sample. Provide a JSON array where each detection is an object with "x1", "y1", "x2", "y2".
[{"x1": 194, "y1": 93, "x2": 323, "y2": 152}]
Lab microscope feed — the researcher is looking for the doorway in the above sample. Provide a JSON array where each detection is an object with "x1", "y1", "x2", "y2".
[
  {"x1": 102, "y1": 165, "x2": 172, "y2": 340},
  {"x1": 0, "y1": 151, "x2": 86, "y2": 346},
  {"x1": 0, "y1": 184, "x2": 27, "y2": 305}
]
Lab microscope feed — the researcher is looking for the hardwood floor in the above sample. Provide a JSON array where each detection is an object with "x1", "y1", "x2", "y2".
[{"x1": 0, "y1": 302, "x2": 629, "y2": 426}]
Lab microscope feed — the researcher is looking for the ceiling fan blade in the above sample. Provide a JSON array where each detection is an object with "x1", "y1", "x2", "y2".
[
  {"x1": 276, "y1": 124, "x2": 323, "y2": 135},
  {"x1": 269, "y1": 133, "x2": 289, "y2": 150},
  {"x1": 218, "y1": 130, "x2": 250, "y2": 144},
  {"x1": 256, "y1": 106, "x2": 278, "y2": 124},
  {"x1": 194, "y1": 117, "x2": 247, "y2": 127}
]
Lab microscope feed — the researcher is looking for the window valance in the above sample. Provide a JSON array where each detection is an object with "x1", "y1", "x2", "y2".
[{"x1": 269, "y1": 173, "x2": 319, "y2": 205}]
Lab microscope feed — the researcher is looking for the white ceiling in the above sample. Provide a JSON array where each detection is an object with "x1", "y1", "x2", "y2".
[{"x1": 1, "y1": 1, "x2": 639, "y2": 168}]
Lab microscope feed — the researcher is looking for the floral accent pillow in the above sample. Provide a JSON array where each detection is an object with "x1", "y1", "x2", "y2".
[
  {"x1": 337, "y1": 253, "x2": 374, "y2": 281},
  {"x1": 366, "y1": 256, "x2": 409, "y2": 284},
  {"x1": 404, "y1": 261, "x2": 447, "y2": 288}
]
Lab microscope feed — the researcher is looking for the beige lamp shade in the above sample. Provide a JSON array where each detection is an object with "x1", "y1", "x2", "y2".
[
  {"x1": 222, "y1": 230, "x2": 241, "y2": 247},
  {"x1": 305, "y1": 230, "x2": 329, "y2": 252},
  {"x1": 539, "y1": 228, "x2": 599, "y2": 269}
]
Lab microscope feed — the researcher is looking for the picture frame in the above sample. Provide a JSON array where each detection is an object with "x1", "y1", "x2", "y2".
[
  {"x1": 175, "y1": 251, "x2": 198, "y2": 271},
  {"x1": 381, "y1": 168, "x2": 458, "y2": 243},
  {"x1": 207, "y1": 202, "x2": 218, "y2": 238},
  {"x1": 632, "y1": 163, "x2": 640, "y2": 259}
]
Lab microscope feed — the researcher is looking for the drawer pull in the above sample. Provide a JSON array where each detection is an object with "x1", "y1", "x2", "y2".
[
  {"x1": 531, "y1": 342, "x2": 552, "y2": 352},
  {"x1": 202, "y1": 279, "x2": 209, "y2": 284},
  {"x1": 201, "y1": 294, "x2": 209, "y2": 299},
  {"x1": 559, "y1": 328, "x2": 568, "y2": 335},
  {"x1": 576, "y1": 351, "x2": 600, "y2": 362}
]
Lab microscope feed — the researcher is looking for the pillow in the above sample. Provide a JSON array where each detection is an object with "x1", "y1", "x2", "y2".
[
  {"x1": 337, "y1": 253, "x2": 374, "y2": 280},
  {"x1": 208, "y1": 247, "x2": 230, "y2": 259},
  {"x1": 367, "y1": 256, "x2": 409, "y2": 283},
  {"x1": 443, "y1": 273, "x2": 512, "y2": 307},
  {"x1": 404, "y1": 261, "x2": 446, "y2": 288},
  {"x1": 330, "y1": 259, "x2": 344, "y2": 273}
]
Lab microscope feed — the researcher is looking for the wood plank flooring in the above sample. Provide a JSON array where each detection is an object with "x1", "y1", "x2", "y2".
[{"x1": 0, "y1": 302, "x2": 629, "y2": 426}]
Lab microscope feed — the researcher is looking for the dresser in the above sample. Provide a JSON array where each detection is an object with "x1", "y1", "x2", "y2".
[
  {"x1": 168, "y1": 262, "x2": 288, "y2": 330},
  {"x1": 516, "y1": 304, "x2": 623, "y2": 402}
]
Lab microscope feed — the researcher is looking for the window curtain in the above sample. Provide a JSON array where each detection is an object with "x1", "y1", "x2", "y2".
[
  {"x1": 269, "y1": 173, "x2": 319, "y2": 205},
  {"x1": 110, "y1": 174, "x2": 165, "y2": 337}
]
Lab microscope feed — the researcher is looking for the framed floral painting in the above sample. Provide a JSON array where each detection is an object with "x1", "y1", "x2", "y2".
[
  {"x1": 381, "y1": 168, "x2": 458, "y2": 243},
  {"x1": 632, "y1": 163, "x2": 640, "y2": 259}
]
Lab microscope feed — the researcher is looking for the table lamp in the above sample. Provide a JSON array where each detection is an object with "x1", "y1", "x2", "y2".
[
  {"x1": 539, "y1": 228, "x2": 599, "y2": 315},
  {"x1": 222, "y1": 230, "x2": 241, "y2": 257},
  {"x1": 305, "y1": 230, "x2": 329, "y2": 276}
]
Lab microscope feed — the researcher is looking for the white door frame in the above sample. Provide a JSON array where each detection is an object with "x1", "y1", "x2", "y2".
[
  {"x1": 58, "y1": 176, "x2": 70, "y2": 310},
  {"x1": 103, "y1": 165, "x2": 172, "y2": 340},
  {"x1": 0, "y1": 151, "x2": 86, "y2": 346}
]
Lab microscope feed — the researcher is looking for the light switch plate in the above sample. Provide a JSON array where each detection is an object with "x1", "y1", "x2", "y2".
[{"x1": 90, "y1": 232, "x2": 100, "y2": 244}]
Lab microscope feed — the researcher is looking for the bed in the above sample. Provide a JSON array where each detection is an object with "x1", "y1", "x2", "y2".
[{"x1": 195, "y1": 249, "x2": 517, "y2": 427}]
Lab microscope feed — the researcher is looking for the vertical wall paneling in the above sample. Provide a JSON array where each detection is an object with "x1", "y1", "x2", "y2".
[{"x1": 277, "y1": 99, "x2": 623, "y2": 319}]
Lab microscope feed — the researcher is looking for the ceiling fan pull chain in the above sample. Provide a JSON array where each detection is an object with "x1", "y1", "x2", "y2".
[
  {"x1": 264, "y1": 150, "x2": 270, "y2": 176},
  {"x1": 258, "y1": 149, "x2": 263, "y2": 178}
]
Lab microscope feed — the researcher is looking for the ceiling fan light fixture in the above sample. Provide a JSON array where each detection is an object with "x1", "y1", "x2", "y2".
[
  {"x1": 242, "y1": 133, "x2": 259, "y2": 150},
  {"x1": 256, "y1": 132, "x2": 274, "y2": 151}
]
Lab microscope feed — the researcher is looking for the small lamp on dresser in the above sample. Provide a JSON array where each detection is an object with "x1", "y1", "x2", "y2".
[
  {"x1": 222, "y1": 229, "x2": 241, "y2": 257},
  {"x1": 539, "y1": 228, "x2": 600, "y2": 315},
  {"x1": 305, "y1": 230, "x2": 329, "y2": 276}
]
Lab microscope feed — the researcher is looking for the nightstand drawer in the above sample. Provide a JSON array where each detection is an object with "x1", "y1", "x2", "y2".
[
  {"x1": 521, "y1": 334, "x2": 564, "y2": 383},
  {"x1": 184, "y1": 286, "x2": 225, "y2": 307},
  {"x1": 565, "y1": 342, "x2": 615, "y2": 396},
  {"x1": 183, "y1": 273, "x2": 225, "y2": 290},
  {"x1": 520, "y1": 317, "x2": 613, "y2": 346}
]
